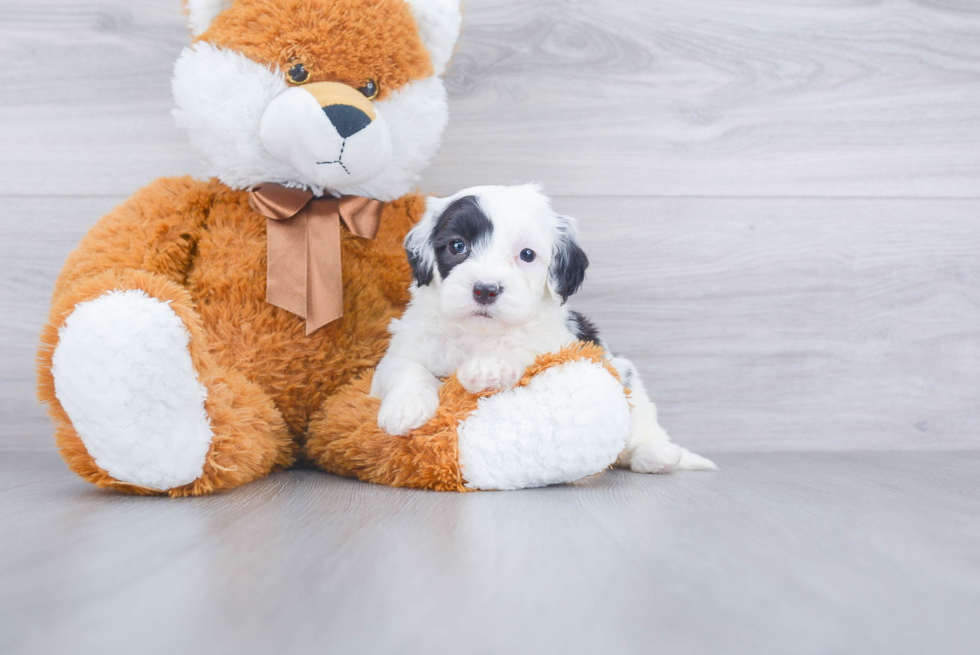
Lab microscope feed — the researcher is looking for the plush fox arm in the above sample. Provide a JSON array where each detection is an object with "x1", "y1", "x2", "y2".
[{"x1": 52, "y1": 176, "x2": 216, "y2": 300}]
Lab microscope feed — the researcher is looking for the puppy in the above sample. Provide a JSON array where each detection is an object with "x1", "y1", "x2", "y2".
[{"x1": 370, "y1": 184, "x2": 716, "y2": 473}]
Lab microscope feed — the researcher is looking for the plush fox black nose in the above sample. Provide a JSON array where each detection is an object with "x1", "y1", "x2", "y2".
[
  {"x1": 322, "y1": 104, "x2": 371, "y2": 139},
  {"x1": 473, "y1": 282, "x2": 501, "y2": 305}
]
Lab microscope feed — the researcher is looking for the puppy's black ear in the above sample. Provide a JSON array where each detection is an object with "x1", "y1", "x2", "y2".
[
  {"x1": 548, "y1": 216, "x2": 589, "y2": 303},
  {"x1": 404, "y1": 201, "x2": 440, "y2": 286},
  {"x1": 405, "y1": 238, "x2": 434, "y2": 286}
]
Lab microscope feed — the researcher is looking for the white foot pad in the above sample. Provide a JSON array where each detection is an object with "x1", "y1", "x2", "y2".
[
  {"x1": 52, "y1": 290, "x2": 213, "y2": 491},
  {"x1": 457, "y1": 360, "x2": 630, "y2": 490}
]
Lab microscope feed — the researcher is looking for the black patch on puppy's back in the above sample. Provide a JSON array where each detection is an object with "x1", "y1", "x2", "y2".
[{"x1": 430, "y1": 195, "x2": 493, "y2": 280}]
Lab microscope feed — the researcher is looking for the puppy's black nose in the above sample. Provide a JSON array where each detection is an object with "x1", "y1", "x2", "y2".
[
  {"x1": 323, "y1": 104, "x2": 371, "y2": 139},
  {"x1": 473, "y1": 282, "x2": 501, "y2": 305}
]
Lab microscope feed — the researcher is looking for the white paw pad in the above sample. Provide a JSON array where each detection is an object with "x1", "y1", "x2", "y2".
[
  {"x1": 457, "y1": 355, "x2": 524, "y2": 394},
  {"x1": 51, "y1": 290, "x2": 213, "y2": 491}
]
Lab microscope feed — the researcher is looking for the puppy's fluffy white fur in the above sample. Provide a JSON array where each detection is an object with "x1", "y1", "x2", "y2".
[{"x1": 371, "y1": 184, "x2": 716, "y2": 473}]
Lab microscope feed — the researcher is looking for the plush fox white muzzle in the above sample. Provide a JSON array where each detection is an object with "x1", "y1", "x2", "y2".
[{"x1": 260, "y1": 82, "x2": 393, "y2": 188}]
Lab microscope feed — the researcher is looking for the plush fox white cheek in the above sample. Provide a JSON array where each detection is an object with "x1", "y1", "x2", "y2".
[{"x1": 259, "y1": 87, "x2": 393, "y2": 188}]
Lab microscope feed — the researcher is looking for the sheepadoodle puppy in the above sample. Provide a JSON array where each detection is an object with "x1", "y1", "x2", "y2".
[{"x1": 371, "y1": 184, "x2": 716, "y2": 474}]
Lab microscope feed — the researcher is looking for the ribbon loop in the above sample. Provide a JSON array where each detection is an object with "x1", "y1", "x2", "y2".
[
  {"x1": 338, "y1": 195, "x2": 384, "y2": 239},
  {"x1": 248, "y1": 183, "x2": 313, "y2": 220},
  {"x1": 248, "y1": 183, "x2": 386, "y2": 335}
]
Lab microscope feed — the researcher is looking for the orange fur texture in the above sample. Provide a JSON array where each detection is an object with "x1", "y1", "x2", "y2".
[
  {"x1": 199, "y1": 0, "x2": 433, "y2": 100},
  {"x1": 38, "y1": 177, "x2": 424, "y2": 496},
  {"x1": 38, "y1": 0, "x2": 441, "y2": 495}
]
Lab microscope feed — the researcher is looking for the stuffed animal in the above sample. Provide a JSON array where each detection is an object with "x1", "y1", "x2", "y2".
[{"x1": 36, "y1": 0, "x2": 647, "y2": 495}]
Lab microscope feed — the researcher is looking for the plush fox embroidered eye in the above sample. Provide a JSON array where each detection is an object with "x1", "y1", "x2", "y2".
[
  {"x1": 357, "y1": 79, "x2": 379, "y2": 99},
  {"x1": 286, "y1": 61, "x2": 310, "y2": 84}
]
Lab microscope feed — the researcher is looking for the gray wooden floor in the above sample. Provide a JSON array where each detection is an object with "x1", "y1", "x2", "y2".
[
  {"x1": 2, "y1": 451, "x2": 979, "y2": 655},
  {"x1": 1, "y1": 1, "x2": 979, "y2": 653}
]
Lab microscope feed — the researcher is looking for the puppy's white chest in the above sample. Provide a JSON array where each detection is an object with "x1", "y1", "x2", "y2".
[
  {"x1": 428, "y1": 321, "x2": 573, "y2": 379},
  {"x1": 427, "y1": 330, "x2": 501, "y2": 377}
]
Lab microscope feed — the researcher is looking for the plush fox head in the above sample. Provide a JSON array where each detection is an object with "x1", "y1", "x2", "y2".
[{"x1": 173, "y1": 0, "x2": 462, "y2": 200}]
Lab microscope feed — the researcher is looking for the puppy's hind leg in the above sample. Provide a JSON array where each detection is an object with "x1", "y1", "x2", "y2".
[{"x1": 608, "y1": 356, "x2": 717, "y2": 473}]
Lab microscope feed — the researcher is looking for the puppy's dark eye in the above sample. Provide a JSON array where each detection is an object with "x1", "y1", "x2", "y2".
[
  {"x1": 358, "y1": 79, "x2": 379, "y2": 100},
  {"x1": 520, "y1": 248, "x2": 536, "y2": 262},
  {"x1": 449, "y1": 240, "x2": 467, "y2": 255},
  {"x1": 286, "y1": 61, "x2": 310, "y2": 85}
]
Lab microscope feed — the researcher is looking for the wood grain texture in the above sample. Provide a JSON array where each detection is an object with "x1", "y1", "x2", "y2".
[
  {"x1": 1, "y1": 451, "x2": 978, "y2": 655},
  {"x1": 0, "y1": 1, "x2": 204, "y2": 196},
  {"x1": 0, "y1": 196, "x2": 122, "y2": 450},
  {"x1": 430, "y1": 0, "x2": 980, "y2": 196},
  {"x1": 1, "y1": 1, "x2": 979, "y2": 196},
  {"x1": 562, "y1": 196, "x2": 980, "y2": 452}
]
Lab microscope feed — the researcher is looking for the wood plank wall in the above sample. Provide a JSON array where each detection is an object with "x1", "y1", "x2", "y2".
[{"x1": 1, "y1": 0, "x2": 978, "y2": 452}]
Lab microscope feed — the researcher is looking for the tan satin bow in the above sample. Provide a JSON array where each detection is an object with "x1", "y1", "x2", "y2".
[{"x1": 248, "y1": 183, "x2": 385, "y2": 335}]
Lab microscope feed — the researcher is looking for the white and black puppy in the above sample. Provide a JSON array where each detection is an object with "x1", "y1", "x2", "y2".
[{"x1": 370, "y1": 184, "x2": 715, "y2": 473}]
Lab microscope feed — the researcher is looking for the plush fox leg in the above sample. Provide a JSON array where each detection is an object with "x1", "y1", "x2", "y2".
[{"x1": 38, "y1": 270, "x2": 293, "y2": 496}]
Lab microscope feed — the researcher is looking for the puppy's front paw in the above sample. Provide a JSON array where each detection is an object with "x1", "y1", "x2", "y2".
[
  {"x1": 377, "y1": 387, "x2": 440, "y2": 436},
  {"x1": 457, "y1": 355, "x2": 525, "y2": 394}
]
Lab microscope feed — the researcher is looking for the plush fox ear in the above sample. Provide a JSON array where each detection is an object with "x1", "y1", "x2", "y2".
[
  {"x1": 185, "y1": 0, "x2": 234, "y2": 37},
  {"x1": 404, "y1": 0, "x2": 463, "y2": 76}
]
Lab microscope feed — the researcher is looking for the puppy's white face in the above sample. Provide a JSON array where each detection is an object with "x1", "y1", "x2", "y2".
[{"x1": 405, "y1": 184, "x2": 588, "y2": 333}]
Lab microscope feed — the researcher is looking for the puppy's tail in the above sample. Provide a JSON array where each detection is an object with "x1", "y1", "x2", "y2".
[{"x1": 675, "y1": 448, "x2": 718, "y2": 471}]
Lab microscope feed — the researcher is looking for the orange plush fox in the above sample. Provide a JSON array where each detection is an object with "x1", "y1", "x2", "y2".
[{"x1": 37, "y1": 0, "x2": 631, "y2": 496}]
